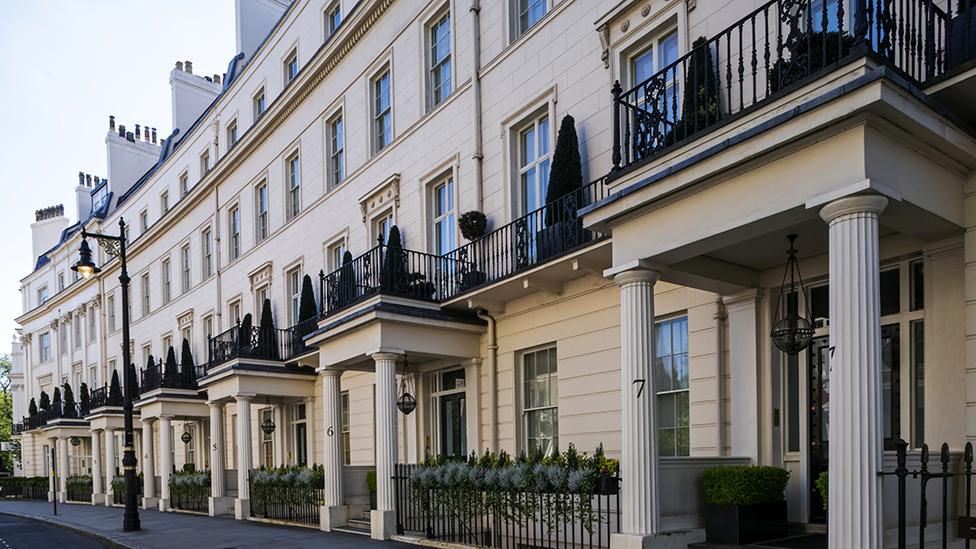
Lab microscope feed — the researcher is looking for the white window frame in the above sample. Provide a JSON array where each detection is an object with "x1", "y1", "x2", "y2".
[
  {"x1": 139, "y1": 210, "x2": 149, "y2": 233},
  {"x1": 200, "y1": 149, "x2": 211, "y2": 177},
  {"x1": 512, "y1": 0, "x2": 549, "y2": 40},
  {"x1": 426, "y1": 9, "x2": 453, "y2": 110},
  {"x1": 161, "y1": 257, "x2": 172, "y2": 305},
  {"x1": 327, "y1": 238, "x2": 347, "y2": 272},
  {"x1": 371, "y1": 66, "x2": 393, "y2": 153},
  {"x1": 228, "y1": 205, "x2": 241, "y2": 261},
  {"x1": 340, "y1": 391, "x2": 350, "y2": 464},
  {"x1": 227, "y1": 119, "x2": 239, "y2": 148},
  {"x1": 180, "y1": 243, "x2": 191, "y2": 294},
  {"x1": 515, "y1": 111, "x2": 552, "y2": 216},
  {"x1": 202, "y1": 227, "x2": 213, "y2": 278},
  {"x1": 287, "y1": 266, "x2": 302, "y2": 326},
  {"x1": 655, "y1": 315, "x2": 690, "y2": 457},
  {"x1": 286, "y1": 152, "x2": 301, "y2": 220},
  {"x1": 141, "y1": 272, "x2": 151, "y2": 317},
  {"x1": 87, "y1": 306, "x2": 96, "y2": 344},
  {"x1": 255, "y1": 180, "x2": 269, "y2": 242},
  {"x1": 73, "y1": 315, "x2": 81, "y2": 349},
  {"x1": 520, "y1": 345, "x2": 558, "y2": 455},
  {"x1": 39, "y1": 332, "x2": 52, "y2": 362},
  {"x1": 253, "y1": 86, "x2": 267, "y2": 120},
  {"x1": 160, "y1": 190, "x2": 170, "y2": 213},
  {"x1": 107, "y1": 294, "x2": 116, "y2": 332},
  {"x1": 284, "y1": 48, "x2": 299, "y2": 85},
  {"x1": 292, "y1": 402, "x2": 309, "y2": 466},
  {"x1": 430, "y1": 174, "x2": 457, "y2": 255},
  {"x1": 37, "y1": 285, "x2": 49, "y2": 305},
  {"x1": 324, "y1": 1, "x2": 341, "y2": 40},
  {"x1": 326, "y1": 111, "x2": 344, "y2": 189},
  {"x1": 179, "y1": 171, "x2": 190, "y2": 197}
]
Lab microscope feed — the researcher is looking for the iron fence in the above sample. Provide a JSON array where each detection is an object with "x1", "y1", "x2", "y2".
[
  {"x1": 66, "y1": 479, "x2": 93, "y2": 503},
  {"x1": 248, "y1": 473, "x2": 324, "y2": 527},
  {"x1": 0, "y1": 479, "x2": 48, "y2": 500},
  {"x1": 23, "y1": 484, "x2": 48, "y2": 500},
  {"x1": 171, "y1": 488, "x2": 208, "y2": 513},
  {"x1": 141, "y1": 360, "x2": 198, "y2": 392},
  {"x1": 89, "y1": 385, "x2": 123, "y2": 410},
  {"x1": 612, "y1": 0, "x2": 953, "y2": 173},
  {"x1": 208, "y1": 322, "x2": 311, "y2": 371},
  {"x1": 112, "y1": 481, "x2": 142, "y2": 505},
  {"x1": 394, "y1": 464, "x2": 621, "y2": 548}
]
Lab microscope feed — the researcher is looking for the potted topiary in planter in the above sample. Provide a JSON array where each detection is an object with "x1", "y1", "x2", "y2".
[
  {"x1": 458, "y1": 211, "x2": 488, "y2": 290},
  {"x1": 537, "y1": 115, "x2": 584, "y2": 261},
  {"x1": 366, "y1": 470, "x2": 377, "y2": 510},
  {"x1": 702, "y1": 465, "x2": 789, "y2": 544}
]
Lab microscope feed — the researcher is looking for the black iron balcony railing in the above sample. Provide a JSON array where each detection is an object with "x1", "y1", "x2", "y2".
[
  {"x1": 89, "y1": 384, "x2": 124, "y2": 410},
  {"x1": 12, "y1": 422, "x2": 23, "y2": 436},
  {"x1": 611, "y1": 0, "x2": 959, "y2": 173},
  {"x1": 207, "y1": 320, "x2": 316, "y2": 371},
  {"x1": 23, "y1": 412, "x2": 48, "y2": 430},
  {"x1": 140, "y1": 361, "x2": 198, "y2": 392},
  {"x1": 22, "y1": 399, "x2": 89, "y2": 430}
]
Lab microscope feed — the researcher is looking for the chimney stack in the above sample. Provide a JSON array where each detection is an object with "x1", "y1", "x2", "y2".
[
  {"x1": 109, "y1": 115, "x2": 116, "y2": 131},
  {"x1": 175, "y1": 61, "x2": 184, "y2": 71},
  {"x1": 135, "y1": 124, "x2": 141, "y2": 140},
  {"x1": 30, "y1": 204, "x2": 68, "y2": 264},
  {"x1": 151, "y1": 128, "x2": 157, "y2": 144},
  {"x1": 184, "y1": 60, "x2": 193, "y2": 74}
]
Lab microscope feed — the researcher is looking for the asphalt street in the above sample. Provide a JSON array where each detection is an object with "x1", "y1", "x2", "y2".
[{"x1": 0, "y1": 512, "x2": 109, "y2": 548}]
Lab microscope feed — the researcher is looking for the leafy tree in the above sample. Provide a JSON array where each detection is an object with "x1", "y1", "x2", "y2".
[
  {"x1": 164, "y1": 346, "x2": 179, "y2": 384},
  {"x1": 109, "y1": 370, "x2": 123, "y2": 403},
  {"x1": 0, "y1": 354, "x2": 11, "y2": 449},
  {"x1": 544, "y1": 115, "x2": 583, "y2": 226},
  {"x1": 259, "y1": 298, "x2": 278, "y2": 359},
  {"x1": 39, "y1": 390, "x2": 50, "y2": 411},
  {"x1": 180, "y1": 339, "x2": 195, "y2": 386}
]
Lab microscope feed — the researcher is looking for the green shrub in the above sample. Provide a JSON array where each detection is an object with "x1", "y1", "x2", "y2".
[
  {"x1": 701, "y1": 465, "x2": 789, "y2": 506},
  {"x1": 169, "y1": 470, "x2": 210, "y2": 501},
  {"x1": 366, "y1": 470, "x2": 377, "y2": 492},
  {"x1": 66, "y1": 475, "x2": 92, "y2": 488},
  {"x1": 815, "y1": 471, "x2": 828, "y2": 511}
]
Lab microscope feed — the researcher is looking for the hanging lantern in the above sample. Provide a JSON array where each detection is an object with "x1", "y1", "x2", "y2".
[
  {"x1": 181, "y1": 431, "x2": 192, "y2": 444},
  {"x1": 69, "y1": 436, "x2": 81, "y2": 447},
  {"x1": 396, "y1": 354, "x2": 417, "y2": 415},
  {"x1": 260, "y1": 415, "x2": 276, "y2": 436},
  {"x1": 770, "y1": 234, "x2": 815, "y2": 355}
]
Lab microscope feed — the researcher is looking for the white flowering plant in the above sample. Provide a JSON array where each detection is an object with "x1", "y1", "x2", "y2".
[{"x1": 169, "y1": 470, "x2": 211, "y2": 505}]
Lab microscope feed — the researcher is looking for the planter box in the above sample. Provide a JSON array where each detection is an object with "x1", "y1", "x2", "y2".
[
  {"x1": 536, "y1": 219, "x2": 583, "y2": 261},
  {"x1": 704, "y1": 500, "x2": 787, "y2": 544},
  {"x1": 459, "y1": 270, "x2": 487, "y2": 291},
  {"x1": 595, "y1": 476, "x2": 618, "y2": 495}
]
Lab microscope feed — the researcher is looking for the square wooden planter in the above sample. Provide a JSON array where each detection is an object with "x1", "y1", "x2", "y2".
[{"x1": 704, "y1": 500, "x2": 787, "y2": 544}]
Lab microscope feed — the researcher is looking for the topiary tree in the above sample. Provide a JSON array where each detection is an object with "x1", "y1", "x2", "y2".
[
  {"x1": 80, "y1": 382, "x2": 90, "y2": 414},
  {"x1": 164, "y1": 346, "x2": 179, "y2": 385},
  {"x1": 381, "y1": 225, "x2": 408, "y2": 293},
  {"x1": 109, "y1": 369, "x2": 123, "y2": 404},
  {"x1": 544, "y1": 115, "x2": 583, "y2": 227},
  {"x1": 53, "y1": 387, "x2": 62, "y2": 406},
  {"x1": 28, "y1": 398, "x2": 37, "y2": 417},
  {"x1": 335, "y1": 251, "x2": 356, "y2": 310},
  {"x1": 180, "y1": 339, "x2": 195, "y2": 387},
  {"x1": 459, "y1": 211, "x2": 488, "y2": 241},
  {"x1": 39, "y1": 391, "x2": 50, "y2": 412},
  {"x1": 298, "y1": 274, "x2": 317, "y2": 327},
  {"x1": 238, "y1": 313, "x2": 253, "y2": 352},
  {"x1": 63, "y1": 383, "x2": 76, "y2": 418},
  {"x1": 127, "y1": 362, "x2": 139, "y2": 395},
  {"x1": 670, "y1": 37, "x2": 721, "y2": 143},
  {"x1": 258, "y1": 298, "x2": 278, "y2": 359}
]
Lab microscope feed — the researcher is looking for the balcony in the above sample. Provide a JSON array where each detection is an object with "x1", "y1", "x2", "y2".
[
  {"x1": 610, "y1": 0, "x2": 974, "y2": 177},
  {"x1": 140, "y1": 360, "x2": 198, "y2": 393},
  {"x1": 11, "y1": 422, "x2": 23, "y2": 436},
  {"x1": 22, "y1": 401, "x2": 89, "y2": 432},
  {"x1": 317, "y1": 176, "x2": 611, "y2": 320},
  {"x1": 205, "y1": 319, "x2": 317, "y2": 373},
  {"x1": 88, "y1": 384, "x2": 124, "y2": 411}
]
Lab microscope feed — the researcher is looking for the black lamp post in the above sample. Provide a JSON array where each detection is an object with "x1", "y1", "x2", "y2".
[{"x1": 73, "y1": 219, "x2": 140, "y2": 532}]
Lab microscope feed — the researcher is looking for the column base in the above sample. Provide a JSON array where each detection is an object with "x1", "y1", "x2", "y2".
[
  {"x1": 610, "y1": 530, "x2": 704, "y2": 549},
  {"x1": 209, "y1": 496, "x2": 234, "y2": 517},
  {"x1": 57, "y1": 491, "x2": 67, "y2": 503},
  {"x1": 158, "y1": 498, "x2": 170, "y2": 512},
  {"x1": 104, "y1": 491, "x2": 113, "y2": 506},
  {"x1": 141, "y1": 496, "x2": 159, "y2": 510},
  {"x1": 234, "y1": 498, "x2": 250, "y2": 520},
  {"x1": 48, "y1": 491, "x2": 54, "y2": 502},
  {"x1": 370, "y1": 509, "x2": 396, "y2": 540},
  {"x1": 320, "y1": 505, "x2": 348, "y2": 532},
  {"x1": 91, "y1": 492, "x2": 104, "y2": 506}
]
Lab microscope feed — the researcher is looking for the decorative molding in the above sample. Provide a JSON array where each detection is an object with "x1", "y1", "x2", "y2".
[
  {"x1": 359, "y1": 173, "x2": 401, "y2": 223},
  {"x1": 177, "y1": 309, "x2": 195, "y2": 329},
  {"x1": 89, "y1": 294, "x2": 102, "y2": 309},
  {"x1": 75, "y1": 305, "x2": 86, "y2": 317},
  {"x1": 248, "y1": 261, "x2": 274, "y2": 291},
  {"x1": 20, "y1": 333, "x2": 32, "y2": 345},
  {"x1": 49, "y1": 319, "x2": 59, "y2": 331}
]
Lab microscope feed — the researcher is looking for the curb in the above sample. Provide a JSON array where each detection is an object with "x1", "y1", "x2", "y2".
[{"x1": 0, "y1": 510, "x2": 134, "y2": 549}]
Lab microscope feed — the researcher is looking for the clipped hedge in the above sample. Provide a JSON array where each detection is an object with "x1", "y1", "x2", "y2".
[
  {"x1": 169, "y1": 470, "x2": 209, "y2": 501},
  {"x1": 0, "y1": 476, "x2": 48, "y2": 492},
  {"x1": 701, "y1": 465, "x2": 789, "y2": 506}
]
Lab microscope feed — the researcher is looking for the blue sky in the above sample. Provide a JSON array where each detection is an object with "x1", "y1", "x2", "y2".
[{"x1": 0, "y1": 1, "x2": 235, "y2": 341}]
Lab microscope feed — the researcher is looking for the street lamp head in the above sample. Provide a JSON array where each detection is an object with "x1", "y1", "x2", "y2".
[{"x1": 72, "y1": 238, "x2": 101, "y2": 279}]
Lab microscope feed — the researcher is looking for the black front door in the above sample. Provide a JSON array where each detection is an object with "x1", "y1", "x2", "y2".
[{"x1": 439, "y1": 392, "x2": 466, "y2": 459}]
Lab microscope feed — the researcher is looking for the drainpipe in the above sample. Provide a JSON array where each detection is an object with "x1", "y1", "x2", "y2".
[
  {"x1": 470, "y1": 0, "x2": 484, "y2": 211},
  {"x1": 714, "y1": 299, "x2": 728, "y2": 455},
  {"x1": 214, "y1": 188, "x2": 223, "y2": 331},
  {"x1": 476, "y1": 309, "x2": 497, "y2": 452}
]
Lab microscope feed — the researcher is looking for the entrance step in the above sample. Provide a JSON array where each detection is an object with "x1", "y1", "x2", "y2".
[{"x1": 332, "y1": 517, "x2": 371, "y2": 536}]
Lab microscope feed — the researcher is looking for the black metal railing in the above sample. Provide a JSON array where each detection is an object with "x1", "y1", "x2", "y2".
[
  {"x1": 140, "y1": 360, "x2": 198, "y2": 392},
  {"x1": 12, "y1": 422, "x2": 23, "y2": 436},
  {"x1": 22, "y1": 412, "x2": 48, "y2": 430},
  {"x1": 947, "y1": 0, "x2": 976, "y2": 70},
  {"x1": 208, "y1": 323, "x2": 304, "y2": 370},
  {"x1": 23, "y1": 484, "x2": 48, "y2": 500},
  {"x1": 171, "y1": 487, "x2": 209, "y2": 513},
  {"x1": 612, "y1": 0, "x2": 953, "y2": 173},
  {"x1": 88, "y1": 385, "x2": 124, "y2": 410},
  {"x1": 248, "y1": 473, "x2": 324, "y2": 527},
  {"x1": 442, "y1": 177, "x2": 610, "y2": 298},
  {"x1": 394, "y1": 464, "x2": 621, "y2": 548},
  {"x1": 882, "y1": 438, "x2": 972, "y2": 549},
  {"x1": 0, "y1": 478, "x2": 48, "y2": 500},
  {"x1": 113, "y1": 480, "x2": 142, "y2": 505},
  {"x1": 66, "y1": 479, "x2": 93, "y2": 503}
]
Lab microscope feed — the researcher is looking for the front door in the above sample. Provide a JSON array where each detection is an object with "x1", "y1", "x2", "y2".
[{"x1": 439, "y1": 392, "x2": 466, "y2": 459}]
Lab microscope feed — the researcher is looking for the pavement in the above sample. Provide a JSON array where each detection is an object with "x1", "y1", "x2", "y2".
[{"x1": 0, "y1": 500, "x2": 417, "y2": 548}]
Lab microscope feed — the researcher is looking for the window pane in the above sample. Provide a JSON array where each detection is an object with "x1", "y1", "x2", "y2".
[
  {"x1": 810, "y1": 284, "x2": 829, "y2": 326},
  {"x1": 880, "y1": 268, "x2": 900, "y2": 316},
  {"x1": 660, "y1": 32, "x2": 679, "y2": 66},
  {"x1": 655, "y1": 356, "x2": 671, "y2": 392},
  {"x1": 673, "y1": 354, "x2": 689, "y2": 390},
  {"x1": 912, "y1": 320, "x2": 924, "y2": 446},
  {"x1": 658, "y1": 428, "x2": 675, "y2": 457},
  {"x1": 911, "y1": 260, "x2": 924, "y2": 311},
  {"x1": 633, "y1": 47, "x2": 654, "y2": 83},
  {"x1": 657, "y1": 393, "x2": 675, "y2": 428}
]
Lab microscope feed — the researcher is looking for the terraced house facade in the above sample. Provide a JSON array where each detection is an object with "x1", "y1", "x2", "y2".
[{"x1": 10, "y1": 0, "x2": 976, "y2": 547}]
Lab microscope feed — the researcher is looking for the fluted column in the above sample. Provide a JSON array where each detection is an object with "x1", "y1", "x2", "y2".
[
  {"x1": 57, "y1": 436, "x2": 68, "y2": 502},
  {"x1": 158, "y1": 415, "x2": 173, "y2": 511},
  {"x1": 104, "y1": 428, "x2": 116, "y2": 506},
  {"x1": 370, "y1": 351, "x2": 400, "y2": 540},
  {"x1": 272, "y1": 405, "x2": 284, "y2": 466},
  {"x1": 141, "y1": 418, "x2": 156, "y2": 509},
  {"x1": 612, "y1": 268, "x2": 660, "y2": 544},
  {"x1": 208, "y1": 401, "x2": 229, "y2": 516},
  {"x1": 91, "y1": 430, "x2": 103, "y2": 505},
  {"x1": 320, "y1": 368, "x2": 347, "y2": 531},
  {"x1": 820, "y1": 195, "x2": 888, "y2": 549},
  {"x1": 234, "y1": 394, "x2": 254, "y2": 520}
]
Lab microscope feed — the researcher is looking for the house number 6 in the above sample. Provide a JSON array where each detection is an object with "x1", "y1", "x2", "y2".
[{"x1": 327, "y1": 426, "x2": 334, "y2": 437}]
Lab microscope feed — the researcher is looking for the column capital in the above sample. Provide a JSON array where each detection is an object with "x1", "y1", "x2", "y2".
[
  {"x1": 316, "y1": 366, "x2": 344, "y2": 377},
  {"x1": 158, "y1": 414, "x2": 174, "y2": 421},
  {"x1": 819, "y1": 195, "x2": 888, "y2": 224},
  {"x1": 234, "y1": 393, "x2": 256, "y2": 404},
  {"x1": 605, "y1": 259, "x2": 661, "y2": 283},
  {"x1": 206, "y1": 400, "x2": 224, "y2": 409},
  {"x1": 140, "y1": 417, "x2": 154, "y2": 425},
  {"x1": 613, "y1": 268, "x2": 660, "y2": 287},
  {"x1": 461, "y1": 358, "x2": 482, "y2": 368},
  {"x1": 370, "y1": 349, "x2": 404, "y2": 362}
]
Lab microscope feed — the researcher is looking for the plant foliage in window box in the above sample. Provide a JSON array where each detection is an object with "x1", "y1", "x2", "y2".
[{"x1": 701, "y1": 465, "x2": 789, "y2": 544}]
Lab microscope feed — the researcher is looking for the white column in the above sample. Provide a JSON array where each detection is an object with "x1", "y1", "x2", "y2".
[
  {"x1": 234, "y1": 394, "x2": 254, "y2": 520},
  {"x1": 47, "y1": 438, "x2": 56, "y2": 502},
  {"x1": 57, "y1": 436, "x2": 68, "y2": 502},
  {"x1": 141, "y1": 418, "x2": 157, "y2": 509},
  {"x1": 304, "y1": 396, "x2": 315, "y2": 463},
  {"x1": 463, "y1": 359, "x2": 482, "y2": 457},
  {"x1": 158, "y1": 415, "x2": 173, "y2": 511},
  {"x1": 611, "y1": 268, "x2": 660, "y2": 547},
  {"x1": 320, "y1": 368, "x2": 347, "y2": 531},
  {"x1": 820, "y1": 195, "x2": 888, "y2": 549},
  {"x1": 104, "y1": 428, "x2": 116, "y2": 506},
  {"x1": 370, "y1": 351, "x2": 400, "y2": 540},
  {"x1": 272, "y1": 405, "x2": 284, "y2": 466},
  {"x1": 208, "y1": 402, "x2": 229, "y2": 516},
  {"x1": 723, "y1": 289, "x2": 763, "y2": 462},
  {"x1": 91, "y1": 430, "x2": 103, "y2": 504}
]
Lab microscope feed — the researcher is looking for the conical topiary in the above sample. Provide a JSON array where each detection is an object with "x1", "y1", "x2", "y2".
[
  {"x1": 672, "y1": 37, "x2": 721, "y2": 143},
  {"x1": 544, "y1": 115, "x2": 583, "y2": 226},
  {"x1": 146, "y1": 354, "x2": 156, "y2": 371},
  {"x1": 180, "y1": 339, "x2": 195, "y2": 387},
  {"x1": 164, "y1": 346, "x2": 179, "y2": 385},
  {"x1": 29, "y1": 397, "x2": 37, "y2": 416},
  {"x1": 381, "y1": 225, "x2": 408, "y2": 292},
  {"x1": 53, "y1": 387, "x2": 62, "y2": 406},
  {"x1": 39, "y1": 391, "x2": 50, "y2": 411},
  {"x1": 109, "y1": 369, "x2": 123, "y2": 403},
  {"x1": 298, "y1": 274, "x2": 317, "y2": 325},
  {"x1": 127, "y1": 362, "x2": 139, "y2": 395},
  {"x1": 63, "y1": 383, "x2": 76, "y2": 417},
  {"x1": 80, "y1": 382, "x2": 90, "y2": 413},
  {"x1": 238, "y1": 313, "x2": 253, "y2": 351},
  {"x1": 259, "y1": 298, "x2": 278, "y2": 359},
  {"x1": 336, "y1": 251, "x2": 356, "y2": 309}
]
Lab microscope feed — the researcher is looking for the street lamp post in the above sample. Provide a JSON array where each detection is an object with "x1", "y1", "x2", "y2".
[{"x1": 73, "y1": 219, "x2": 140, "y2": 532}]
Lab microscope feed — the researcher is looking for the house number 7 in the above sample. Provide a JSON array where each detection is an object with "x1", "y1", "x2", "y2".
[{"x1": 633, "y1": 379, "x2": 646, "y2": 399}]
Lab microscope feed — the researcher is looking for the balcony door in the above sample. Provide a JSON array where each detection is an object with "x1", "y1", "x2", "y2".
[{"x1": 429, "y1": 368, "x2": 467, "y2": 460}]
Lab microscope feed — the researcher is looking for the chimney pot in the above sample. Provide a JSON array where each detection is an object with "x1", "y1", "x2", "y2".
[
  {"x1": 135, "y1": 124, "x2": 141, "y2": 139},
  {"x1": 175, "y1": 61, "x2": 184, "y2": 71},
  {"x1": 109, "y1": 115, "x2": 115, "y2": 131},
  {"x1": 126, "y1": 131, "x2": 134, "y2": 142},
  {"x1": 78, "y1": 172, "x2": 85, "y2": 185},
  {"x1": 185, "y1": 60, "x2": 193, "y2": 74},
  {"x1": 151, "y1": 128, "x2": 157, "y2": 144},
  {"x1": 118, "y1": 124, "x2": 125, "y2": 137},
  {"x1": 214, "y1": 74, "x2": 221, "y2": 84},
  {"x1": 205, "y1": 76, "x2": 212, "y2": 82}
]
